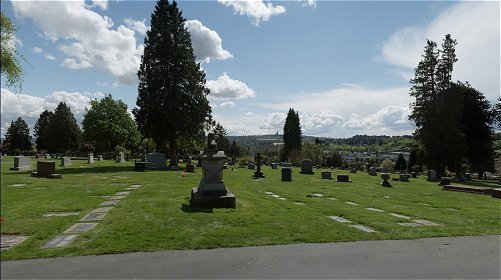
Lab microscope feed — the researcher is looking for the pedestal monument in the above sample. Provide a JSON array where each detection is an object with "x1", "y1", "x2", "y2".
[{"x1": 190, "y1": 134, "x2": 236, "y2": 209}]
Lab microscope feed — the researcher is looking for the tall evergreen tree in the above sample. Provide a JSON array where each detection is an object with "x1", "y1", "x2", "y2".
[
  {"x1": 82, "y1": 94, "x2": 141, "y2": 153},
  {"x1": 228, "y1": 140, "x2": 241, "y2": 158},
  {"x1": 33, "y1": 110, "x2": 54, "y2": 152},
  {"x1": 394, "y1": 153, "x2": 407, "y2": 173},
  {"x1": 409, "y1": 40, "x2": 439, "y2": 127},
  {"x1": 409, "y1": 34, "x2": 463, "y2": 176},
  {"x1": 494, "y1": 97, "x2": 501, "y2": 129},
  {"x1": 133, "y1": 0, "x2": 211, "y2": 166},
  {"x1": 283, "y1": 108, "x2": 302, "y2": 161},
  {"x1": 48, "y1": 102, "x2": 82, "y2": 154},
  {"x1": 459, "y1": 82, "x2": 495, "y2": 179},
  {"x1": 213, "y1": 122, "x2": 230, "y2": 153},
  {"x1": 3, "y1": 117, "x2": 31, "y2": 154}
]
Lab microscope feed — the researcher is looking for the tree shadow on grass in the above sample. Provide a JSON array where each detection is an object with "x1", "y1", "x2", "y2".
[
  {"x1": 56, "y1": 165, "x2": 135, "y2": 175},
  {"x1": 181, "y1": 203, "x2": 213, "y2": 213}
]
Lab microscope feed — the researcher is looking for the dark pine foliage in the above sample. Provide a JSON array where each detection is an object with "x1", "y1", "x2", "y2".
[
  {"x1": 34, "y1": 110, "x2": 54, "y2": 152},
  {"x1": 3, "y1": 117, "x2": 31, "y2": 154},
  {"x1": 48, "y1": 102, "x2": 82, "y2": 154},
  {"x1": 394, "y1": 153, "x2": 407, "y2": 173},
  {"x1": 283, "y1": 108, "x2": 302, "y2": 161},
  {"x1": 133, "y1": 0, "x2": 211, "y2": 166}
]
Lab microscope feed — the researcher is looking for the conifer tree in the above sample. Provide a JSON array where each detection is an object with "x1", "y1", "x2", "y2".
[
  {"x1": 48, "y1": 102, "x2": 82, "y2": 154},
  {"x1": 3, "y1": 117, "x2": 31, "y2": 154},
  {"x1": 283, "y1": 108, "x2": 302, "y2": 161},
  {"x1": 133, "y1": 0, "x2": 211, "y2": 166},
  {"x1": 34, "y1": 110, "x2": 54, "y2": 152}
]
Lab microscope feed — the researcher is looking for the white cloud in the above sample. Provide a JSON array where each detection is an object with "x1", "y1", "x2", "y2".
[
  {"x1": 302, "y1": 0, "x2": 317, "y2": 8},
  {"x1": 32, "y1": 47, "x2": 43, "y2": 53},
  {"x1": 44, "y1": 53, "x2": 56, "y2": 60},
  {"x1": 343, "y1": 106, "x2": 412, "y2": 130},
  {"x1": 219, "y1": 101, "x2": 235, "y2": 109},
  {"x1": 259, "y1": 112, "x2": 287, "y2": 130},
  {"x1": 218, "y1": 0, "x2": 286, "y2": 26},
  {"x1": 207, "y1": 73, "x2": 256, "y2": 100},
  {"x1": 379, "y1": 1, "x2": 500, "y2": 102},
  {"x1": 12, "y1": 0, "x2": 142, "y2": 86},
  {"x1": 222, "y1": 123, "x2": 254, "y2": 136},
  {"x1": 91, "y1": 0, "x2": 108, "y2": 11},
  {"x1": 185, "y1": 20, "x2": 233, "y2": 63},
  {"x1": 0, "y1": 88, "x2": 104, "y2": 137},
  {"x1": 124, "y1": 18, "x2": 148, "y2": 36}
]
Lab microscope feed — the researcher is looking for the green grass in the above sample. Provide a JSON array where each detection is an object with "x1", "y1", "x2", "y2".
[{"x1": 1, "y1": 156, "x2": 500, "y2": 260}]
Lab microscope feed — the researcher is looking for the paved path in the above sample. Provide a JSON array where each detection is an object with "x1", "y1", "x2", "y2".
[{"x1": 2, "y1": 235, "x2": 500, "y2": 279}]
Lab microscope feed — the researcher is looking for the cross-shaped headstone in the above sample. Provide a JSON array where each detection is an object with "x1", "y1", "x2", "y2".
[{"x1": 253, "y1": 153, "x2": 265, "y2": 178}]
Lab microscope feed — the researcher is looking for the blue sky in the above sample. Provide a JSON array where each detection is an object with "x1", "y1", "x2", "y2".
[{"x1": 1, "y1": 0, "x2": 499, "y2": 138}]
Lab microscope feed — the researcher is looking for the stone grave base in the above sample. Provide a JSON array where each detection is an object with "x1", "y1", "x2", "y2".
[
  {"x1": 31, "y1": 172, "x2": 62, "y2": 179},
  {"x1": 190, "y1": 188, "x2": 236, "y2": 209},
  {"x1": 253, "y1": 171, "x2": 265, "y2": 178},
  {"x1": 10, "y1": 166, "x2": 32, "y2": 171},
  {"x1": 442, "y1": 185, "x2": 501, "y2": 199}
]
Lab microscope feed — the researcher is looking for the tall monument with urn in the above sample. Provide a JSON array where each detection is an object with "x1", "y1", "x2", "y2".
[{"x1": 190, "y1": 133, "x2": 236, "y2": 208}]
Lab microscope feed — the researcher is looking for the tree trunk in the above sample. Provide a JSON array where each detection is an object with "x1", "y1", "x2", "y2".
[
  {"x1": 478, "y1": 170, "x2": 485, "y2": 180},
  {"x1": 169, "y1": 138, "x2": 177, "y2": 166}
]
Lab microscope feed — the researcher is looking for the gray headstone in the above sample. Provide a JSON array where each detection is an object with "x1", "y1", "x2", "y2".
[
  {"x1": 300, "y1": 159, "x2": 314, "y2": 174},
  {"x1": 61, "y1": 157, "x2": 72, "y2": 166},
  {"x1": 427, "y1": 170, "x2": 437, "y2": 181},
  {"x1": 281, "y1": 167, "x2": 292, "y2": 182},
  {"x1": 1, "y1": 235, "x2": 29, "y2": 250},
  {"x1": 369, "y1": 167, "x2": 377, "y2": 176},
  {"x1": 399, "y1": 174, "x2": 410, "y2": 182},
  {"x1": 87, "y1": 153, "x2": 94, "y2": 164},
  {"x1": 116, "y1": 152, "x2": 125, "y2": 163},
  {"x1": 248, "y1": 163, "x2": 256, "y2": 170},
  {"x1": 271, "y1": 163, "x2": 278, "y2": 169},
  {"x1": 10, "y1": 156, "x2": 32, "y2": 171},
  {"x1": 146, "y1": 152, "x2": 167, "y2": 169},
  {"x1": 282, "y1": 162, "x2": 292, "y2": 168},
  {"x1": 321, "y1": 171, "x2": 332, "y2": 180}
]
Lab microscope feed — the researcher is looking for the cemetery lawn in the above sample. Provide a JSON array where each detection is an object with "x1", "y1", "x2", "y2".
[{"x1": 1, "y1": 157, "x2": 500, "y2": 260}]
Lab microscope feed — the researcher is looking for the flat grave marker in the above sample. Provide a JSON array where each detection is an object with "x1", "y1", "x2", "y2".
[
  {"x1": 100, "y1": 200, "x2": 119, "y2": 206},
  {"x1": 63, "y1": 223, "x2": 98, "y2": 233},
  {"x1": 90, "y1": 207, "x2": 113, "y2": 213},
  {"x1": 398, "y1": 222, "x2": 422, "y2": 227},
  {"x1": 349, "y1": 224, "x2": 377, "y2": 233},
  {"x1": 366, "y1": 207, "x2": 385, "y2": 213},
  {"x1": 294, "y1": 202, "x2": 306, "y2": 205},
  {"x1": 80, "y1": 212, "x2": 107, "y2": 221},
  {"x1": 1, "y1": 235, "x2": 29, "y2": 250},
  {"x1": 389, "y1": 213, "x2": 411, "y2": 219},
  {"x1": 345, "y1": 201, "x2": 359, "y2": 206},
  {"x1": 278, "y1": 197, "x2": 287, "y2": 200},
  {"x1": 43, "y1": 212, "x2": 80, "y2": 217},
  {"x1": 413, "y1": 219, "x2": 442, "y2": 226},
  {"x1": 264, "y1": 191, "x2": 275, "y2": 195},
  {"x1": 109, "y1": 195, "x2": 127, "y2": 200},
  {"x1": 115, "y1": 191, "x2": 131, "y2": 196},
  {"x1": 9, "y1": 184, "x2": 27, "y2": 187},
  {"x1": 42, "y1": 234, "x2": 79, "y2": 248},
  {"x1": 311, "y1": 193, "x2": 324, "y2": 197},
  {"x1": 328, "y1": 216, "x2": 352, "y2": 223}
]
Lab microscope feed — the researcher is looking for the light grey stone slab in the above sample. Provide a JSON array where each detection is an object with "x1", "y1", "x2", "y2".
[
  {"x1": 125, "y1": 187, "x2": 138, "y2": 190},
  {"x1": 294, "y1": 202, "x2": 306, "y2": 205},
  {"x1": 413, "y1": 219, "x2": 442, "y2": 226},
  {"x1": 9, "y1": 184, "x2": 27, "y2": 187},
  {"x1": 1, "y1": 235, "x2": 29, "y2": 251},
  {"x1": 278, "y1": 197, "x2": 287, "y2": 200},
  {"x1": 326, "y1": 197, "x2": 337, "y2": 200},
  {"x1": 345, "y1": 202, "x2": 360, "y2": 206},
  {"x1": 100, "y1": 200, "x2": 119, "y2": 206},
  {"x1": 43, "y1": 212, "x2": 80, "y2": 217},
  {"x1": 328, "y1": 216, "x2": 352, "y2": 223},
  {"x1": 311, "y1": 193, "x2": 324, "y2": 197},
  {"x1": 79, "y1": 212, "x2": 107, "y2": 221},
  {"x1": 34, "y1": 188, "x2": 47, "y2": 190},
  {"x1": 42, "y1": 234, "x2": 79, "y2": 248},
  {"x1": 63, "y1": 223, "x2": 98, "y2": 233},
  {"x1": 113, "y1": 176, "x2": 130, "y2": 179},
  {"x1": 270, "y1": 194, "x2": 281, "y2": 198},
  {"x1": 350, "y1": 224, "x2": 377, "y2": 233},
  {"x1": 90, "y1": 207, "x2": 113, "y2": 213},
  {"x1": 115, "y1": 191, "x2": 131, "y2": 196},
  {"x1": 130, "y1": 184, "x2": 142, "y2": 188},
  {"x1": 264, "y1": 191, "x2": 275, "y2": 195},
  {"x1": 109, "y1": 195, "x2": 127, "y2": 200},
  {"x1": 383, "y1": 196, "x2": 391, "y2": 199},
  {"x1": 389, "y1": 213, "x2": 411, "y2": 219},
  {"x1": 366, "y1": 207, "x2": 385, "y2": 213},
  {"x1": 398, "y1": 222, "x2": 422, "y2": 227},
  {"x1": 418, "y1": 203, "x2": 432, "y2": 206}
]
